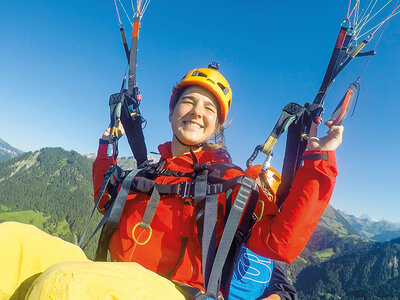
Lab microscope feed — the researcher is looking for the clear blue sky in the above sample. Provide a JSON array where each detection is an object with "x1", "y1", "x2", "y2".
[{"x1": 1, "y1": 1, "x2": 399, "y2": 222}]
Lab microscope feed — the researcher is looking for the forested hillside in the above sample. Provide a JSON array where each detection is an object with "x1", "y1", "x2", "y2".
[
  {"x1": 296, "y1": 238, "x2": 400, "y2": 299},
  {"x1": 0, "y1": 147, "x2": 101, "y2": 258}
]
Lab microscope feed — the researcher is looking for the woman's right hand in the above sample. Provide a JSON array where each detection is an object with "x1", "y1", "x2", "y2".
[{"x1": 101, "y1": 119, "x2": 125, "y2": 140}]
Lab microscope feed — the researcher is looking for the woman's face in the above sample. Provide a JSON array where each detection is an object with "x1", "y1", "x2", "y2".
[{"x1": 169, "y1": 85, "x2": 220, "y2": 146}]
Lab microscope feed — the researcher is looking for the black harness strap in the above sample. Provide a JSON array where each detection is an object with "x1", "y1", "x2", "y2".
[
  {"x1": 194, "y1": 169, "x2": 217, "y2": 290},
  {"x1": 95, "y1": 168, "x2": 142, "y2": 261},
  {"x1": 166, "y1": 237, "x2": 189, "y2": 279},
  {"x1": 86, "y1": 157, "x2": 264, "y2": 299},
  {"x1": 204, "y1": 176, "x2": 258, "y2": 299},
  {"x1": 275, "y1": 114, "x2": 309, "y2": 209},
  {"x1": 79, "y1": 164, "x2": 118, "y2": 248},
  {"x1": 139, "y1": 186, "x2": 161, "y2": 229},
  {"x1": 174, "y1": 282, "x2": 204, "y2": 300}
]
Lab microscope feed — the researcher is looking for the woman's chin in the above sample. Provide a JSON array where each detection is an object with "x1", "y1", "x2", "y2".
[{"x1": 176, "y1": 134, "x2": 205, "y2": 146}]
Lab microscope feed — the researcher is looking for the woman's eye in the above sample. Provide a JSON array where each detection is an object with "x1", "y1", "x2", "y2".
[
  {"x1": 180, "y1": 99, "x2": 193, "y2": 105},
  {"x1": 206, "y1": 106, "x2": 216, "y2": 113}
]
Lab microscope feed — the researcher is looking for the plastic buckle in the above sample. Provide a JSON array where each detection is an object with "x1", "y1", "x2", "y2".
[{"x1": 179, "y1": 181, "x2": 194, "y2": 198}]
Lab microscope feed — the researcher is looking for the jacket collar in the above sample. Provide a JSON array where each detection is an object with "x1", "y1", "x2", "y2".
[{"x1": 157, "y1": 141, "x2": 229, "y2": 172}]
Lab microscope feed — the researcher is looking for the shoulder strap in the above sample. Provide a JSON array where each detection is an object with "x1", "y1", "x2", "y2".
[
  {"x1": 204, "y1": 176, "x2": 259, "y2": 299},
  {"x1": 275, "y1": 113, "x2": 310, "y2": 208},
  {"x1": 79, "y1": 164, "x2": 120, "y2": 249},
  {"x1": 95, "y1": 168, "x2": 143, "y2": 261}
]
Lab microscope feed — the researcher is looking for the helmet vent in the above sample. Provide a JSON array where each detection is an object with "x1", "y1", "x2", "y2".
[
  {"x1": 191, "y1": 70, "x2": 207, "y2": 78},
  {"x1": 217, "y1": 83, "x2": 229, "y2": 95}
]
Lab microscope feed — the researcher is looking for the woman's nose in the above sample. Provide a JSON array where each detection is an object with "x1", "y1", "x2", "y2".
[{"x1": 191, "y1": 103, "x2": 203, "y2": 117}]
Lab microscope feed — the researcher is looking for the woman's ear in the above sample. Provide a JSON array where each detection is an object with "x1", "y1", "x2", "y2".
[{"x1": 168, "y1": 109, "x2": 173, "y2": 123}]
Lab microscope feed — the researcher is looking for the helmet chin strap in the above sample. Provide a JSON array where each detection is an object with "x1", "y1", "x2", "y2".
[{"x1": 174, "y1": 134, "x2": 205, "y2": 149}]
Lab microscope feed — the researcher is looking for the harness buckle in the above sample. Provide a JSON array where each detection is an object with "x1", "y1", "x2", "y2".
[{"x1": 179, "y1": 181, "x2": 195, "y2": 198}]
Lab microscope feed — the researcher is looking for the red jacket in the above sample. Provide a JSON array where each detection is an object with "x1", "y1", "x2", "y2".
[{"x1": 92, "y1": 141, "x2": 337, "y2": 290}]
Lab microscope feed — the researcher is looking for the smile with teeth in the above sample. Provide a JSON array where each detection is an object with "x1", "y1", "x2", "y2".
[{"x1": 183, "y1": 121, "x2": 203, "y2": 129}]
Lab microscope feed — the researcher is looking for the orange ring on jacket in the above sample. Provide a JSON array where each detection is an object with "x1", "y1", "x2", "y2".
[{"x1": 132, "y1": 222, "x2": 152, "y2": 245}]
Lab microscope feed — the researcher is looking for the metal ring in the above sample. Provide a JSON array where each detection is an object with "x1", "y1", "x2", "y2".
[
  {"x1": 255, "y1": 200, "x2": 265, "y2": 222},
  {"x1": 132, "y1": 222, "x2": 152, "y2": 245},
  {"x1": 97, "y1": 193, "x2": 112, "y2": 212}
]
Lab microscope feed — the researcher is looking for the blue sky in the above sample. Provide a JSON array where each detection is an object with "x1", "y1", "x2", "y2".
[{"x1": 1, "y1": 1, "x2": 400, "y2": 222}]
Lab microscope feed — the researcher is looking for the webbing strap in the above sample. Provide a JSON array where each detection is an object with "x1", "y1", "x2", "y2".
[
  {"x1": 139, "y1": 186, "x2": 160, "y2": 229},
  {"x1": 120, "y1": 98, "x2": 148, "y2": 166},
  {"x1": 129, "y1": 176, "x2": 242, "y2": 199},
  {"x1": 276, "y1": 114, "x2": 309, "y2": 209},
  {"x1": 174, "y1": 282, "x2": 204, "y2": 300},
  {"x1": 193, "y1": 169, "x2": 216, "y2": 290},
  {"x1": 202, "y1": 194, "x2": 218, "y2": 289},
  {"x1": 206, "y1": 176, "x2": 257, "y2": 297},
  {"x1": 79, "y1": 164, "x2": 118, "y2": 248},
  {"x1": 166, "y1": 237, "x2": 189, "y2": 279},
  {"x1": 95, "y1": 168, "x2": 142, "y2": 261}
]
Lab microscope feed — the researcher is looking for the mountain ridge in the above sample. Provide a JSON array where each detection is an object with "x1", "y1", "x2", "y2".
[{"x1": 0, "y1": 138, "x2": 24, "y2": 162}]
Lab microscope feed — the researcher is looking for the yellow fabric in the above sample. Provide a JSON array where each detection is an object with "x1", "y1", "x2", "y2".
[
  {"x1": 0, "y1": 222, "x2": 88, "y2": 300},
  {"x1": 0, "y1": 222, "x2": 186, "y2": 300},
  {"x1": 26, "y1": 261, "x2": 186, "y2": 300}
]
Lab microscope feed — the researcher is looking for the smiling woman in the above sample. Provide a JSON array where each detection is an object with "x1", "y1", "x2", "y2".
[
  {"x1": 0, "y1": 63, "x2": 342, "y2": 300},
  {"x1": 169, "y1": 85, "x2": 221, "y2": 155},
  {"x1": 88, "y1": 63, "x2": 342, "y2": 299}
]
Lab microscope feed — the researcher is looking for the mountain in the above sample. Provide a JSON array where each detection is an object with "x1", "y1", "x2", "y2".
[
  {"x1": 295, "y1": 237, "x2": 400, "y2": 299},
  {"x1": 0, "y1": 138, "x2": 24, "y2": 162},
  {"x1": 288, "y1": 205, "x2": 373, "y2": 282},
  {"x1": 373, "y1": 230, "x2": 400, "y2": 242},
  {"x1": 0, "y1": 147, "x2": 160, "y2": 259},
  {"x1": 84, "y1": 152, "x2": 160, "y2": 169},
  {"x1": 337, "y1": 209, "x2": 400, "y2": 240},
  {"x1": 0, "y1": 147, "x2": 101, "y2": 258},
  {"x1": 289, "y1": 205, "x2": 400, "y2": 280},
  {"x1": 288, "y1": 206, "x2": 400, "y2": 299}
]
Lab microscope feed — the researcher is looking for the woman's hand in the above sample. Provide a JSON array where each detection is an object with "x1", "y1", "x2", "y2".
[
  {"x1": 306, "y1": 120, "x2": 344, "y2": 151},
  {"x1": 101, "y1": 119, "x2": 125, "y2": 140}
]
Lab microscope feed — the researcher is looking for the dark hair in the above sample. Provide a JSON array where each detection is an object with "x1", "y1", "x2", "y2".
[{"x1": 170, "y1": 85, "x2": 227, "y2": 151}]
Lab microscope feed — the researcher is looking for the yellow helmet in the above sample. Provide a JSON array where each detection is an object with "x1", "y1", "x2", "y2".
[{"x1": 170, "y1": 63, "x2": 232, "y2": 123}]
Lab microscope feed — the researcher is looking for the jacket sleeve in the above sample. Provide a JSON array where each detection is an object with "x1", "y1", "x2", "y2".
[
  {"x1": 247, "y1": 150, "x2": 338, "y2": 263},
  {"x1": 261, "y1": 260, "x2": 297, "y2": 300},
  {"x1": 92, "y1": 140, "x2": 116, "y2": 212}
]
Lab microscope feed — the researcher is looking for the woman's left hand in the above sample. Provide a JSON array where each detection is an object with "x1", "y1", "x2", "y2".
[{"x1": 306, "y1": 120, "x2": 344, "y2": 151}]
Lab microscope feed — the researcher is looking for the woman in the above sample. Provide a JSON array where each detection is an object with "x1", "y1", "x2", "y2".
[
  {"x1": 0, "y1": 64, "x2": 340, "y2": 300},
  {"x1": 92, "y1": 64, "x2": 341, "y2": 298}
]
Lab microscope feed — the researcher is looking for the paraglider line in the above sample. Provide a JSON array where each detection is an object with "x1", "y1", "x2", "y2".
[
  {"x1": 114, "y1": 0, "x2": 123, "y2": 26},
  {"x1": 118, "y1": 0, "x2": 133, "y2": 26}
]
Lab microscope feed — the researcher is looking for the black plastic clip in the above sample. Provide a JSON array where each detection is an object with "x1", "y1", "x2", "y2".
[{"x1": 179, "y1": 181, "x2": 195, "y2": 198}]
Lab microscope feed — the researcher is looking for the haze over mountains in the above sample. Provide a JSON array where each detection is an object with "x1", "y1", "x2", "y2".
[
  {"x1": 0, "y1": 138, "x2": 24, "y2": 162},
  {"x1": 1, "y1": 138, "x2": 400, "y2": 298}
]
